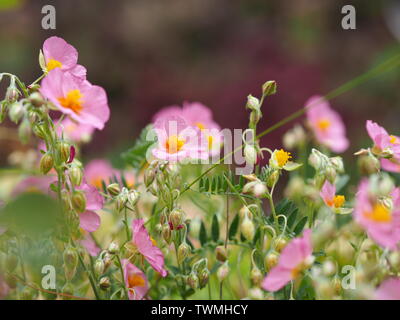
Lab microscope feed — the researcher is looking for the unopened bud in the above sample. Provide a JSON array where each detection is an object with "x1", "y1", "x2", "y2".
[
  {"x1": 58, "y1": 141, "x2": 70, "y2": 163},
  {"x1": 330, "y1": 157, "x2": 344, "y2": 173},
  {"x1": 187, "y1": 272, "x2": 199, "y2": 290},
  {"x1": 144, "y1": 168, "x2": 156, "y2": 187},
  {"x1": 241, "y1": 216, "x2": 255, "y2": 241},
  {"x1": 251, "y1": 267, "x2": 263, "y2": 286},
  {"x1": 388, "y1": 251, "x2": 400, "y2": 271},
  {"x1": 217, "y1": 262, "x2": 229, "y2": 282},
  {"x1": 69, "y1": 166, "x2": 83, "y2": 187},
  {"x1": 244, "y1": 144, "x2": 257, "y2": 165},
  {"x1": 71, "y1": 191, "x2": 86, "y2": 213},
  {"x1": 29, "y1": 92, "x2": 44, "y2": 107},
  {"x1": 325, "y1": 167, "x2": 336, "y2": 184},
  {"x1": 177, "y1": 242, "x2": 191, "y2": 264},
  {"x1": 63, "y1": 247, "x2": 79, "y2": 281},
  {"x1": 267, "y1": 170, "x2": 279, "y2": 188},
  {"x1": 248, "y1": 287, "x2": 264, "y2": 300},
  {"x1": 198, "y1": 268, "x2": 210, "y2": 288},
  {"x1": 253, "y1": 182, "x2": 267, "y2": 198},
  {"x1": 216, "y1": 246, "x2": 228, "y2": 262},
  {"x1": 322, "y1": 260, "x2": 337, "y2": 277},
  {"x1": 99, "y1": 277, "x2": 111, "y2": 290},
  {"x1": 358, "y1": 155, "x2": 380, "y2": 175},
  {"x1": 6, "y1": 86, "x2": 19, "y2": 102},
  {"x1": 32, "y1": 123, "x2": 47, "y2": 140},
  {"x1": 169, "y1": 209, "x2": 184, "y2": 230},
  {"x1": 107, "y1": 183, "x2": 120, "y2": 196},
  {"x1": 262, "y1": 80, "x2": 277, "y2": 96},
  {"x1": 94, "y1": 259, "x2": 105, "y2": 275},
  {"x1": 275, "y1": 238, "x2": 287, "y2": 253},
  {"x1": 108, "y1": 241, "x2": 119, "y2": 254},
  {"x1": 40, "y1": 153, "x2": 54, "y2": 174},
  {"x1": 103, "y1": 253, "x2": 112, "y2": 271},
  {"x1": 265, "y1": 252, "x2": 279, "y2": 270},
  {"x1": 126, "y1": 190, "x2": 140, "y2": 209},
  {"x1": 9, "y1": 102, "x2": 24, "y2": 123},
  {"x1": 246, "y1": 95, "x2": 260, "y2": 111},
  {"x1": 162, "y1": 224, "x2": 172, "y2": 244}
]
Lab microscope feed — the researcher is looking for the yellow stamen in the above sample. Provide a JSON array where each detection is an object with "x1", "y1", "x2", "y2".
[
  {"x1": 390, "y1": 135, "x2": 397, "y2": 144},
  {"x1": 196, "y1": 122, "x2": 206, "y2": 130},
  {"x1": 291, "y1": 264, "x2": 303, "y2": 279},
  {"x1": 150, "y1": 237, "x2": 157, "y2": 247},
  {"x1": 46, "y1": 59, "x2": 62, "y2": 71},
  {"x1": 90, "y1": 177, "x2": 103, "y2": 189},
  {"x1": 165, "y1": 135, "x2": 185, "y2": 154},
  {"x1": 128, "y1": 274, "x2": 145, "y2": 288},
  {"x1": 58, "y1": 89, "x2": 83, "y2": 115},
  {"x1": 275, "y1": 149, "x2": 291, "y2": 167},
  {"x1": 317, "y1": 119, "x2": 331, "y2": 131},
  {"x1": 364, "y1": 203, "x2": 392, "y2": 223},
  {"x1": 208, "y1": 135, "x2": 214, "y2": 150},
  {"x1": 333, "y1": 195, "x2": 345, "y2": 208}
]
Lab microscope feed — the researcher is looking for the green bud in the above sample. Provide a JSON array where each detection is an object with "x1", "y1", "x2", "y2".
[
  {"x1": 71, "y1": 191, "x2": 86, "y2": 213},
  {"x1": 99, "y1": 277, "x2": 111, "y2": 290},
  {"x1": 162, "y1": 224, "x2": 172, "y2": 244},
  {"x1": 126, "y1": 190, "x2": 140, "y2": 209},
  {"x1": 9, "y1": 101, "x2": 24, "y2": 123},
  {"x1": 69, "y1": 166, "x2": 83, "y2": 187},
  {"x1": 29, "y1": 92, "x2": 44, "y2": 107},
  {"x1": 108, "y1": 241, "x2": 119, "y2": 254},
  {"x1": 177, "y1": 242, "x2": 191, "y2": 264},
  {"x1": 40, "y1": 153, "x2": 54, "y2": 174},
  {"x1": 217, "y1": 262, "x2": 229, "y2": 282},
  {"x1": 187, "y1": 272, "x2": 199, "y2": 290},
  {"x1": 32, "y1": 123, "x2": 47, "y2": 140},
  {"x1": 58, "y1": 141, "x2": 70, "y2": 163},
  {"x1": 241, "y1": 216, "x2": 255, "y2": 241},
  {"x1": 250, "y1": 266, "x2": 263, "y2": 286},
  {"x1": 107, "y1": 183, "x2": 120, "y2": 196},
  {"x1": 169, "y1": 208, "x2": 184, "y2": 230},
  {"x1": 198, "y1": 268, "x2": 210, "y2": 288},
  {"x1": 244, "y1": 144, "x2": 257, "y2": 165},
  {"x1": 246, "y1": 95, "x2": 260, "y2": 111},
  {"x1": 267, "y1": 170, "x2": 280, "y2": 188},
  {"x1": 144, "y1": 168, "x2": 156, "y2": 187},
  {"x1": 63, "y1": 247, "x2": 79, "y2": 281},
  {"x1": 94, "y1": 259, "x2": 105, "y2": 275},
  {"x1": 216, "y1": 246, "x2": 228, "y2": 262},
  {"x1": 264, "y1": 252, "x2": 279, "y2": 271},
  {"x1": 262, "y1": 80, "x2": 277, "y2": 96}
]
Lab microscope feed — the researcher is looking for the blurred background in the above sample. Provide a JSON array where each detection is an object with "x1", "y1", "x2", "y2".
[{"x1": 0, "y1": 0, "x2": 399, "y2": 168}]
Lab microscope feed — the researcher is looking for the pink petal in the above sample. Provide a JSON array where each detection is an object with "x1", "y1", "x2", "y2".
[
  {"x1": 262, "y1": 266, "x2": 292, "y2": 292},
  {"x1": 375, "y1": 278, "x2": 400, "y2": 300},
  {"x1": 79, "y1": 210, "x2": 100, "y2": 232},
  {"x1": 80, "y1": 236, "x2": 101, "y2": 256},
  {"x1": 43, "y1": 36, "x2": 78, "y2": 70}
]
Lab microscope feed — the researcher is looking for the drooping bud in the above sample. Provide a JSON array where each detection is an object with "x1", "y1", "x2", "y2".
[
  {"x1": 250, "y1": 267, "x2": 263, "y2": 286},
  {"x1": 275, "y1": 238, "x2": 287, "y2": 253},
  {"x1": 198, "y1": 268, "x2": 210, "y2": 288},
  {"x1": 108, "y1": 241, "x2": 119, "y2": 254},
  {"x1": 94, "y1": 259, "x2": 105, "y2": 275},
  {"x1": 63, "y1": 247, "x2": 79, "y2": 281},
  {"x1": 144, "y1": 168, "x2": 156, "y2": 187},
  {"x1": 241, "y1": 216, "x2": 255, "y2": 241},
  {"x1": 71, "y1": 190, "x2": 86, "y2": 213},
  {"x1": 58, "y1": 141, "x2": 70, "y2": 163},
  {"x1": 177, "y1": 242, "x2": 191, "y2": 264},
  {"x1": 8, "y1": 101, "x2": 24, "y2": 123},
  {"x1": 246, "y1": 95, "x2": 260, "y2": 111},
  {"x1": 217, "y1": 262, "x2": 229, "y2": 282},
  {"x1": 40, "y1": 153, "x2": 54, "y2": 174},
  {"x1": 264, "y1": 252, "x2": 279, "y2": 270},
  {"x1": 29, "y1": 92, "x2": 44, "y2": 107},
  {"x1": 162, "y1": 224, "x2": 172, "y2": 244},
  {"x1": 6, "y1": 85, "x2": 19, "y2": 102},
  {"x1": 244, "y1": 144, "x2": 257, "y2": 165},
  {"x1": 99, "y1": 277, "x2": 111, "y2": 290},
  {"x1": 107, "y1": 183, "x2": 120, "y2": 196},
  {"x1": 69, "y1": 166, "x2": 83, "y2": 187},
  {"x1": 216, "y1": 246, "x2": 228, "y2": 262},
  {"x1": 169, "y1": 208, "x2": 184, "y2": 230},
  {"x1": 187, "y1": 272, "x2": 199, "y2": 290}
]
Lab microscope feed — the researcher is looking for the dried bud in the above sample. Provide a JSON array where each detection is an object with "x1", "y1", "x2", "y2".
[
  {"x1": 187, "y1": 272, "x2": 199, "y2": 290},
  {"x1": 108, "y1": 241, "x2": 119, "y2": 254},
  {"x1": 40, "y1": 153, "x2": 54, "y2": 174},
  {"x1": 107, "y1": 183, "x2": 120, "y2": 196},
  {"x1": 241, "y1": 216, "x2": 255, "y2": 241},
  {"x1": 177, "y1": 242, "x2": 191, "y2": 264},
  {"x1": 69, "y1": 166, "x2": 83, "y2": 187},
  {"x1": 99, "y1": 277, "x2": 111, "y2": 290},
  {"x1": 265, "y1": 252, "x2": 279, "y2": 270},
  {"x1": 169, "y1": 209, "x2": 184, "y2": 230},
  {"x1": 71, "y1": 191, "x2": 86, "y2": 213},
  {"x1": 217, "y1": 262, "x2": 229, "y2": 282},
  {"x1": 216, "y1": 246, "x2": 228, "y2": 262}
]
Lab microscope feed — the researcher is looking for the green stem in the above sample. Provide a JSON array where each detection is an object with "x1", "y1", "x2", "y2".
[{"x1": 116, "y1": 254, "x2": 129, "y2": 300}]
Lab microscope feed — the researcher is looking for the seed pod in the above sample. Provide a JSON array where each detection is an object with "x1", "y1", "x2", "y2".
[
  {"x1": 71, "y1": 191, "x2": 86, "y2": 213},
  {"x1": 107, "y1": 183, "x2": 120, "y2": 196},
  {"x1": 40, "y1": 153, "x2": 54, "y2": 174}
]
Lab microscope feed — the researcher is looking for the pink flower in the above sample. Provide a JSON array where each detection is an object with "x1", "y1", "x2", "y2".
[
  {"x1": 85, "y1": 159, "x2": 116, "y2": 189},
  {"x1": 262, "y1": 229, "x2": 313, "y2": 292},
  {"x1": 76, "y1": 182, "x2": 104, "y2": 232},
  {"x1": 366, "y1": 121, "x2": 400, "y2": 173},
  {"x1": 12, "y1": 175, "x2": 56, "y2": 197},
  {"x1": 375, "y1": 278, "x2": 400, "y2": 300},
  {"x1": 80, "y1": 235, "x2": 101, "y2": 257},
  {"x1": 43, "y1": 36, "x2": 87, "y2": 79},
  {"x1": 152, "y1": 115, "x2": 207, "y2": 162},
  {"x1": 123, "y1": 260, "x2": 149, "y2": 300},
  {"x1": 320, "y1": 181, "x2": 346, "y2": 209},
  {"x1": 305, "y1": 96, "x2": 349, "y2": 153},
  {"x1": 354, "y1": 180, "x2": 400, "y2": 250},
  {"x1": 40, "y1": 69, "x2": 110, "y2": 130},
  {"x1": 131, "y1": 219, "x2": 167, "y2": 277},
  {"x1": 60, "y1": 117, "x2": 95, "y2": 143}
]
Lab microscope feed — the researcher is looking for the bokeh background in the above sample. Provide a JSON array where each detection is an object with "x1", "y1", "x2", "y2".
[{"x1": 1, "y1": 0, "x2": 399, "y2": 168}]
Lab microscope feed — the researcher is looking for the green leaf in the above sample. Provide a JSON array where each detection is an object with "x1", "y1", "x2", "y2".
[
  {"x1": 293, "y1": 216, "x2": 308, "y2": 236},
  {"x1": 199, "y1": 221, "x2": 207, "y2": 246},
  {"x1": 211, "y1": 214, "x2": 220, "y2": 242},
  {"x1": 121, "y1": 124, "x2": 157, "y2": 170},
  {"x1": 228, "y1": 214, "x2": 239, "y2": 240}
]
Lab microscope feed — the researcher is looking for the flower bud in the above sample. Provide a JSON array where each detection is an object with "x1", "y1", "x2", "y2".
[
  {"x1": 32, "y1": 123, "x2": 47, "y2": 140},
  {"x1": 239, "y1": 206, "x2": 252, "y2": 220},
  {"x1": 71, "y1": 191, "x2": 86, "y2": 213},
  {"x1": 253, "y1": 182, "x2": 267, "y2": 198},
  {"x1": 69, "y1": 166, "x2": 83, "y2": 187},
  {"x1": 103, "y1": 253, "x2": 112, "y2": 271},
  {"x1": 265, "y1": 252, "x2": 279, "y2": 270},
  {"x1": 241, "y1": 216, "x2": 255, "y2": 241},
  {"x1": 248, "y1": 287, "x2": 264, "y2": 300},
  {"x1": 107, "y1": 183, "x2": 120, "y2": 196},
  {"x1": 267, "y1": 170, "x2": 279, "y2": 188},
  {"x1": 63, "y1": 247, "x2": 79, "y2": 281},
  {"x1": 27, "y1": 110, "x2": 38, "y2": 124},
  {"x1": 116, "y1": 192, "x2": 127, "y2": 212},
  {"x1": 177, "y1": 242, "x2": 191, "y2": 264},
  {"x1": 187, "y1": 272, "x2": 199, "y2": 290},
  {"x1": 275, "y1": 238, "x2": 287, "y2": 253},
  {"x1": 169, "y1": 209, "x2": 184, "y2": 230},
  {"x1": 162, "y1": 224, "x2": 172, "y2": 244},
  {"x1": 108, "y1": 241, "x2": 119, "y2": 254},
  {"x1": 6, "y1": 86, "x2": 19, "y2": 102},
  {"x1": 322, "y1": 260, "x2": 337, "y2": 277},
  {"x1": 308, "y1": 149, "x2": 324, "y2": 171},
  {"x1": 217, "y1": 262, "x2": 229, "y2": 282},
  {"x1": 126, "y1": 190, "x2": 140, "y2": 209},
  {"x1": 198, "y1": 268, "x2": 210, "y2": 288},
  {"x1": 330, "y1": 157, "x2": 344, "y2": 173},
  {"x1": 244, "y1": 144, "x2": 257, "y2": 165},
  {"x1": 246, "y1": 95, "x2": 260, "y2": 111},
  {"x1": 58, "y1": 141, "x2": 70, "y2": 163},
  {"x1": 40, "y1": 153, "x2": 54, "y2": 174},
  {"x1": 94, "y1": 259, "x2": 105, "y2": 275},
  {"x1": 250, "y1": 267, "x2": 263, "y2": 286},
  {"x1": 262, "y1": 80, "x2": 277, "y2": 96},
  {"x1": 358, "y1": 155, "x2": 380, "y2": 175},
  {"x1": 99, "y1": 277, "x2": 111, "y2": 290},
  {"x1": 9, "y1": 102, "x2": 24, "y2": 123},
  {"x1": 29, "y1": 92, "x2": 44, "y2": 107},
  {"x1": 18, "y1": 118, "x2": 31, "y2": 144},
  {"x1": 388, "y1": 251, "x2": 400, "y2": 272},
  {"x1": 325, "y1": 167, "x2": 336, "y2": 184},
  {"x1": 144, "y1": 168, "x2": 156, "y2": 187},
  {"x1": 216, "y1": 246, "x2": 228, "y2": 262}
]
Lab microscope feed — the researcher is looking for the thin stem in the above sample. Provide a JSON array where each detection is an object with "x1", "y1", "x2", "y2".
[{"x1": 116, "y1": 254, "x2": 129, "y2": 300}]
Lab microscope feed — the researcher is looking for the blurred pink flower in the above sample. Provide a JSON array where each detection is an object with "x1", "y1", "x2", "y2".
[
  {"x1": 80, "y1": 235, "x2": 101, "y2": 257},
  {"x1": 375, "y1": 278, "x2": 400, "y2": 300},
  {"x1": 40, "y1": 69, "x2": 110, "y2": 130},
  {"x1": 131, "y1": 219, "x2": 167, "y2": 277},
  {"x1": 320, "y1": 181, "x2": 345, "y2": 209},
  {"x1": 366, "y1": 120, "x2": 400, "y2": 173},
  {"x1": 354, "y1": 180, "x2": 400, "y2": 250},
  {"x1": 60, "y1": 117, "x2": 95, "y2": 144},
  {"x1": 12, "y1": 175, "x2": 56, "y2": 197},
  {"x1": 262, "y1": 229, "x2": 313, "y2": 292},
  {"x1": 123, "y1": 260, "x2": 149, "y2": 300},
  {"x1": 152, "y1": 115, "x2": 207, "y2": 162},
  {"x1": 305, "y1": 96, "x2": 349, "y2": 153},
  {"x1": 76, "y1": 182, "x2": 104, "y2": 232},
  {"x1": 43, "y1": 36, "x2": 87, "y2": 79},
  {"x1": 85, "y1": 159, "x2": 116, "y2": 189}
]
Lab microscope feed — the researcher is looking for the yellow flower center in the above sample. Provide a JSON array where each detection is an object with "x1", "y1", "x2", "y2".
[
  {"x1": 275, "y1": 149, "x2": 291, "y2": 167},
  {"x1": 208, "y1": 135, "x2": 214, "y2": 150},
  {"x1": 291, "y1": 264, "x2": 303, "y2": 279},
  {"x1": 165, "y1": 135, "x2": 185, "y2": 154},
  {"x1": 150, "y1": 237, "x2": 157, "y2": 246},
  {"x1": 128, "y1": 273, "x2": 145, "y2": 288},
  {"x1": 196, "y1": 122, "x2": 206, "y2": 130},
  {"x1": 90, "y1": 177, "x2": 103, "y2": 189},
  {"x1": 390, "y1": 135, "x2": 398, "y2": 144},
  {"x1": 327, "y1": 195, "x2": 345, "y2": 208},
  {"x1": 364, "y1": 203, "x2": 392, "y2": 223},
  {"x1": 58, "y1": 89, "x2": 83, "y2": 115},
  {"x1": 317, "y1": 119, "x2": 331, "y2": 131},
  {"x1": 47, "y1": 58, "x2": 63, "y2": 71}
]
